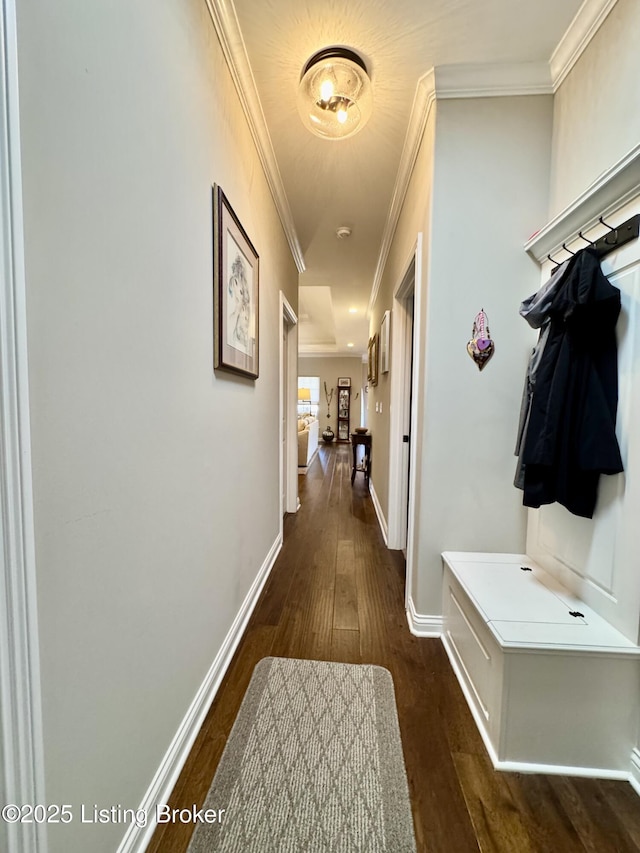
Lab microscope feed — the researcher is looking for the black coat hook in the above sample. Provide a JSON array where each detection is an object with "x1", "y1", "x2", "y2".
[
  {"x1": 547, "y1": 252, "x2": 562, "y2": 264},
  {"x1": 562, "y1": 243, "x2": 575, "y2": 255},
  {"x1": 578, "y1": 231, "x2": 595, "y2": 246},
  {"x1": 599, "y1": 216, "x2": 618, "y2": 245}
]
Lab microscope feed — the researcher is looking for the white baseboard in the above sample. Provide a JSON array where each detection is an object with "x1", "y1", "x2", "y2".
[
  {"x1": 406, "y1": 596, "x2": 443, "y2": 637},
  {"x1": 116, "y1": 534, "x2": 283, "y2": 853},
  {"x1": 630, "y1": 749, "x2": 640, "y2": 796},
  {"x1": 368, "y1": 479, "x2": 388, "y2": 546}
]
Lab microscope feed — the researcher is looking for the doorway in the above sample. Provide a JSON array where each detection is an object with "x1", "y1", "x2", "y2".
[
  {"x1": 387, "y1": 236, "x2": 423, "y2": 611},
  {"x1": 280, "y1": 293, "x2": 298, "y2": 532}
]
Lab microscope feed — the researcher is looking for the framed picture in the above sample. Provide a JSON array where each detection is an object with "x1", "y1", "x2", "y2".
[
  {"x1": 380, "y1": 310, "x2": 390, "y2": 374},
  {"x1": 368, "y1": 334, "x2": 379, "y2": 386},
  {"x1": 338, "y1": 377, "x2": 351, "y2": 387},
  {"x1": 213, "y1": 185, "x2": 259, "y2": 378}
]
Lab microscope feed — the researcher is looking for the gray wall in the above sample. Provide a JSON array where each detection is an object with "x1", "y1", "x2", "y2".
[
  {"x1": 549, "y1": 0, "x2": 640, "y2": 216},
  {"x1": 16, "y1": 0, "x2": 297, "y2": 850},
  {"x1": 370, "y1": 94, "x2": 553, "y2": 616},
  {"x1": 415, "y1": 95, "x2": 553, "y2": 614},
  {"x1": 298, "y1": 356, "x2": 365, "y2": 435}
]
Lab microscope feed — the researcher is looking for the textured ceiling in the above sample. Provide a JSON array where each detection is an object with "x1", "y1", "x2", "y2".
[{"x1": 232, "y1": 0, "x2": 584, "y2": 355}]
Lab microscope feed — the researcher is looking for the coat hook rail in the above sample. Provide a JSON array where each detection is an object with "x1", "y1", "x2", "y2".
[
  {"x1": 549, "y1": 213, "x2": 640, "y2": 272},
  {"x1": 592, "y1": 213, "x2": 639, "y2": 258}
]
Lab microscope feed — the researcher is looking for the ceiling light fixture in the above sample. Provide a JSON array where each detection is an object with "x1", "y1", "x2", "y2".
[
  {"x1": 297, "y1": 47, "x2": 373, "y2": 141},
  {"x1": 336, "y1": 226, "x2": 352, "y2": 239}
]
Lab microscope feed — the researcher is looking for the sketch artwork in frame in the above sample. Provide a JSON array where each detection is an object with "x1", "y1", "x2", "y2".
[
  {"x1": 338, "y1": 377, "x2": 351, "y2": 387},
  {"x1": 213, "y1": 185, "x2": 259, "y2": 378},
  {"x1": 380, "y1": 310, "x2": 390, "y2": 374}
]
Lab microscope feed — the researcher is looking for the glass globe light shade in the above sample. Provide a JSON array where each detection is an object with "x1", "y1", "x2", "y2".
[{"x1": 297, "y1": 48, "x2": 373, "y2": 141}]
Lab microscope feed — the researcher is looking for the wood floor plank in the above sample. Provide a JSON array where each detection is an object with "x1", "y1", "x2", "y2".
[
  {"x1": 331, "y1": 628, "x2": 361, "y2": 663},
  {"x1": 334, "y1": 539, "x2": 359, "y2": 630},
  {"x1": 148, "y1": 443, "x2": 640, "y2": 853},
  {"x1": 453, "y1": 751, "x2": 538, "y2": 853},
  {"x1": 502, "y1": 772, "x2": 589, "y2": 853},
  {"x1": 550, "y1": 775, "x2": 640, "y2": 853}
]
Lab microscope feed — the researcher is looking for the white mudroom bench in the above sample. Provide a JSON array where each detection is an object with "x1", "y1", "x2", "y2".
[{"x1": 441, "y1": 551, "x2": 640, "y2": 778}]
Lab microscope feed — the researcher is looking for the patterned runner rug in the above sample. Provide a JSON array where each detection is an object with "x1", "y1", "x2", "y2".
[{"x1": 187, "y1": 657, "x2": 416, "y2": 852}]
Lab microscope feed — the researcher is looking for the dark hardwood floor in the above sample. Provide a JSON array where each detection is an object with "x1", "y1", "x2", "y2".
[{"x1": 148, "y1": 442, "x2": 640, "y2": 852}]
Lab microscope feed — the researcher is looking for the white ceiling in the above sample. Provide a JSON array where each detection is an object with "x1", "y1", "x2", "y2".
[{"x1": 228, "y1": 0, "x2": 586, "y2": 356}]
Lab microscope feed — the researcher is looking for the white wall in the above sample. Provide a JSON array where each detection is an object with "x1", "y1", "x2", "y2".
[
  {"x1": 415, "y1": 95, "x2": 554, "y2": 615},
  {"x1": 16, "y1": 1, "x2": 297, "y2": 851},
  {"x1": 539, "y1": 0, "x2": 640, "y2": 771},
  {"x1": 549, "y1": 0, "x2": 640, "y2": 216},
  {"x1": 532, "y1": 0, "x2": 640, "y2": 764}
]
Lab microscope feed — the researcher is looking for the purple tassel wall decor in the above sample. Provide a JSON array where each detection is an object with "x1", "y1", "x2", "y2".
[{"x1": 467, "y1": 308, "x2": 495, "y2": 371}]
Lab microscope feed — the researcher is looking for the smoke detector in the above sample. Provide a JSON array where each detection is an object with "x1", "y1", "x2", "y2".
[{"x1": 336, "y1": 226, "x2": 352, "y2": 239}]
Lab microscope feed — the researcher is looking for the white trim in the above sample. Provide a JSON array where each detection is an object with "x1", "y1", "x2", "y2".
[
  {"x1": 368, "y1": 480, "x2": 388, "y2": 546},
  {"x1": 299, "y1": 346, "x2": 368, "y2": 357},
  {"x1": 405, "y1": 599, "x2": 442, "y2": 638},
  {"x1": 0, "y1": 3, "x2": 47, "y2": 852},
  {"x1": 368, "y1": 73, "x2": 435, "y2": 315},
  {"x1": 550, "y1": 0, "x2": 619, "y2": 91},
  {"x1": 525, "y1": 142, "x2": 640, "y2": 262},
  {"x1": 404, "y1": 233, "x2": 423, "y2": 617},
  {"x1": 433, "y1": 62, "x2": 552, "y2": 98},
  {"x1": 387, "y1": 245, "x2": 416, "y2": 550},
  {"x1": 117, "y1": 534, "x2": 282, "y2": 853},
  {"x1": 492, "y1": 760, "x2": 628, "y2": 780},
  {"x1": 279, "y1": 292, "x2": 298, "y2": 526},
  {"x1": 630, "y1": 748, "x2": 640, "y2": 796},
  {"x1": 203, "y1": 0, "x2": 304, "y2": 273}
]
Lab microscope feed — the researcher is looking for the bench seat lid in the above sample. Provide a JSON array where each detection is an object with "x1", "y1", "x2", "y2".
[{"x1": 442, "y1": 551, "x2": 640, "y2": 654}]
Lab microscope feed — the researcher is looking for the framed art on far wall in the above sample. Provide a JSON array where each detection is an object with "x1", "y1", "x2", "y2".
[
  {"x1": 213, "y1": 185, "x2": 259, "y2": 378},
  {"x1": 368, "y1": 334, "x2": 379, "y2": 386},
  {"x1": 380, "y1": 310, "x2": 390, "y2": 374},
  {"x1": 338, "y1": 377, "x2": 351, "y2": 386}
]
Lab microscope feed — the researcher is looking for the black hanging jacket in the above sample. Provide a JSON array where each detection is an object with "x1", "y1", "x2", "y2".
[{"x1": 520, "y1": 247, "x2": 624, "y2": 518}]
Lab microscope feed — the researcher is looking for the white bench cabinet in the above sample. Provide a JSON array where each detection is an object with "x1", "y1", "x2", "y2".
[{"x1": 441, "y1": 551, "x2": 640, "y2": 777}]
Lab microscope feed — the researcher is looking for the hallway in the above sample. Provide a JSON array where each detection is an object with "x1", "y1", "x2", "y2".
[{"x1": 148, "y1": 443, "x2": 640, "y2": 853}]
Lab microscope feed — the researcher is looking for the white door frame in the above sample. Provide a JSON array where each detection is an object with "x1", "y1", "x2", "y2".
[
  {"x1": 0, "y1": 2, "x2": 47, "y2": 851},
  {"x1": 387, "y1": 236, "x2": 423, "y2": 609},
  {"x1": 279, "y1": 292, "x2": 298, "y2": 535}
]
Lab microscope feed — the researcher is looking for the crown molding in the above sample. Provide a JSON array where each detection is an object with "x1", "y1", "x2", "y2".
[
  {"x1": 525, "y1": 142, "x2": 640, "y2": 262},
  {"x1": 551, "y1": 0, "x2": 619, "y2": 91},
  {"x1": 204, "y1": 0, "x2": 305, "y2": 273},
  {"x1": 433, "y1": 62, "x2": 553, "y2": 98},
  {"x1": 368, "y1": 70, "x2": 436, "y2": 315}
]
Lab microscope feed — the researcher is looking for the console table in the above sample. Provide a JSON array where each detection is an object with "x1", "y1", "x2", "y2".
[{"x1": 350, "y1": 432, "x2": 371, "y2": 487}]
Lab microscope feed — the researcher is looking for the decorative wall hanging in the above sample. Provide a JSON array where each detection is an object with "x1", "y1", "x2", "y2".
[
  {"x1": 213, "y1": 185, "x2": 259, "y2": 378},
  {"x1": 380, "y1": 310, "x2": 390, "y2": 374},
  {"x1": 467, "y1": 308, "x2": 495, "y2": 371},
  {"x1": 324, "y1": 381, "x2": 334, "y2": 418}
]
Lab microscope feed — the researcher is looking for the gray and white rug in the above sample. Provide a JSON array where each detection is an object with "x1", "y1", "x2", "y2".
[{"x1": 188, "y1": 656, "x2": 416, "y2": 852}]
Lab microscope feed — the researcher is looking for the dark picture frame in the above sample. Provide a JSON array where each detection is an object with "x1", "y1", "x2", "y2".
[
  {"x1": 338, "y1": 377, "x2": 351, "y2": 387},
  {"x1": 213, "y1": 185, "x2": 259, "y2": 378}
]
